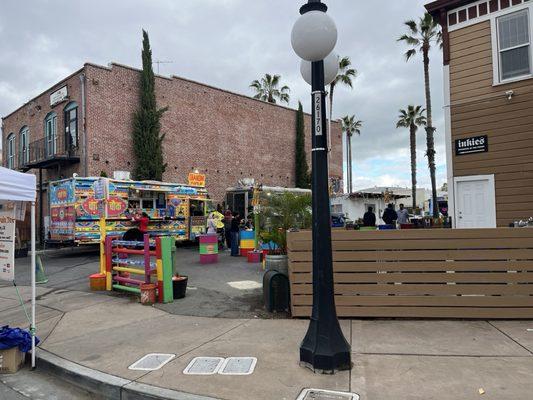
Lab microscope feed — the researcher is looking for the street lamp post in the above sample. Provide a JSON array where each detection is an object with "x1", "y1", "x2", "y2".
[{"x1": 291, "y1": 0, "x2": 351, "y2": 373}]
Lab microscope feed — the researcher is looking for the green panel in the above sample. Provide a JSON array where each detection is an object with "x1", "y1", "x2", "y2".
[
  {"x1": 199, "y1": 243, "x2": 218, "y2": 255},
  {"x1": 160, "y1": 237, "x2": 174, "y2": 304},
  {"x1": 112, "y1": 284, "x2": 141, "y2": 294}
]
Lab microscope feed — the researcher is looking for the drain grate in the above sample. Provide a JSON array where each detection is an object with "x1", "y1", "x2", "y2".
[
  {"x1": 296, "y1": 388, "x2": 360, "y2": 400},
  {"x1": 218, "y1": 357, "x2": 257, "y2": 375},
  {"x1": 128, "y1": 353, "x2": 176, "y2": 371},
  {"x1": 183, "y1": 357, "x2": 225, "y2": 375}
]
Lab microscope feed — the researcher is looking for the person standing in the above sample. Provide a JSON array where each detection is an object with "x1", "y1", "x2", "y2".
[
  {"x1": 207, "y1": 213, "x2": 217, "y2": 234},
  {"x1": 396, "y1": 203, "x2": 410, "y2": 225},
  {"x1": 382, "y1": 204, "x2": 398, "y2": 226},
  {"x1": 230, "y1": 212, "x2": 241, "y2": 257},
  {"x1": 224, "y1": 208, "x2": 233, "y2": 250},
  {"x1": 363, "y1": 206, "x2": 376, "y2": 227}
]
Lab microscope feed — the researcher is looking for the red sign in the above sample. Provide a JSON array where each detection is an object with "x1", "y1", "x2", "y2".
[
  {"x1": 82, "y1": 197, "x2": 100, "y2": 216},
  {"x1": 50, "y1": 206, "x2": 75, "y2": 240},
  {"x1": 106, "y1": 196, "x2": 127, "y2": 217}
]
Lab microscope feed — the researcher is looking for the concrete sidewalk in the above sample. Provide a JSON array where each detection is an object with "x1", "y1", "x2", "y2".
[{"x1": 1, "y1": 286, "x2": 533, "y2": 400}]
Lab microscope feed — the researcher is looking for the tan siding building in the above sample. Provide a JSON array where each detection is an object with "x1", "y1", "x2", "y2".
[{"x1": 427, "y1": 0, "x2": 533, "y2": 227}]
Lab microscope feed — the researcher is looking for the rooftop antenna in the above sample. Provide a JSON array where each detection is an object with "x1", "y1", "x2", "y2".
[{"x1": 153, "y1": 60, "x2": 173, "y2": 74}]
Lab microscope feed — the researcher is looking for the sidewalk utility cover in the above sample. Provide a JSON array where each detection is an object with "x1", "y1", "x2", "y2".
[
  {"x1": 128, "y1": 354, "x2": 175, "y2": 371},
  {"x1": 183, "y1": 357, "x2": 224, "y2": 375},
  {"x1": 296, "y1": 389, "x2": 360, "y2": 400},
  {"x1": 218, "y1": 357, "x2": 257, "y2": 375}
]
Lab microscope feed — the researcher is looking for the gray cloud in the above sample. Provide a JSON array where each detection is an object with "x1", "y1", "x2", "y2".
[{"x1": 0, "y1": 0, "x2": 446, "y2": 189}]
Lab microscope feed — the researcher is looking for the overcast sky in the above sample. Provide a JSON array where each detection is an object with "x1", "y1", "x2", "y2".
[{"x1": 0, "y1": 0, "x2": 446, "y2": 191}]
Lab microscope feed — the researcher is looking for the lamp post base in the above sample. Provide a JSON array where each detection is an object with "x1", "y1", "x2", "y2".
[{"x1": 300, "y1": 319, "x2": 352, "y2": 374}]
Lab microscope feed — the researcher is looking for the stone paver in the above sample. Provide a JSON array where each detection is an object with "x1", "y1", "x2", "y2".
[
  {"x1": 352, "y1": 354, "x2": 533, "y2": 400},
  {"x1": 139, "y1": 319, "x2": 351, "y2": 400},
  {"x1": 351, "y1": 320, "x2": 531, "y2": 356}
]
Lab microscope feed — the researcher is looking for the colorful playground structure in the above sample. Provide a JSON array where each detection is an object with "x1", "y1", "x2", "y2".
[{"x1": 98, "y1": 234, "x2": 175, "y2": 303}]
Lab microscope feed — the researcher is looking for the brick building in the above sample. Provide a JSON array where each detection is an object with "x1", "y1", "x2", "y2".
[{"x1": 1, "y1": 62, "x2": 343, "y2": 236}]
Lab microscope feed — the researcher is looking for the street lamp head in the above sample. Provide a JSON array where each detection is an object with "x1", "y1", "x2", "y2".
[
  {"x1": 300, "y1": 52, "x2": 339, "y2": 86},
  {"x1": 291, "y1": 10, "x2": 337, "y2": 62}
]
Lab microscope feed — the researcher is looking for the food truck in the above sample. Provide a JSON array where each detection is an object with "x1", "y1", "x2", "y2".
[{"x1": 48, "y1": 176, "x2": 210, "y2": 246}]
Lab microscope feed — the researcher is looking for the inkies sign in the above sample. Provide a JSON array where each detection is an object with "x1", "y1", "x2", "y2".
[{"x1": 455, "y1": 135, "x2": 488, "y2": 156}]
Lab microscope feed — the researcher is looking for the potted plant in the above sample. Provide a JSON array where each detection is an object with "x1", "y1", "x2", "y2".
[
  {"x1": 172, "y1": 273, "x2": 188, "y2": 299},
  {"x1": 259, "y1": 192, "x2": 311, "y2": 276}
]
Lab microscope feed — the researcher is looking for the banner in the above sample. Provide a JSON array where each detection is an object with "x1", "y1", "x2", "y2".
[{"x1": 0, "y1": 201, "x2": 16, "y2": 281}]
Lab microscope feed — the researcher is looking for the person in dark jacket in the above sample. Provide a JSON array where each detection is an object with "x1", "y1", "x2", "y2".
[
  {"x1": 363, "y1": 206, "x2": 376, "y2": 227},
  {"x1": 382, "y1": 203, "x2": 398, "y2": 225},
  {"x1": 230, "y1": 212, "x2": 242, "y2": 257}
]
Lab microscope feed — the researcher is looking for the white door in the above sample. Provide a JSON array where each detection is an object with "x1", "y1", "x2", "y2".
[{"x1": 455, "y1": 176, "x2": 496, "y2": 228}]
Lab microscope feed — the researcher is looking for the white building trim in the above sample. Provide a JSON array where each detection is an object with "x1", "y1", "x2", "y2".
[{"x1": 443, "y1": 65, "x2": 455, "y2": 227}]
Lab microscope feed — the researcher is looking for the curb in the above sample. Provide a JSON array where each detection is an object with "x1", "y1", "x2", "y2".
[{"x1": 37, "y1": 349, "x2": 219, "y2": 400}]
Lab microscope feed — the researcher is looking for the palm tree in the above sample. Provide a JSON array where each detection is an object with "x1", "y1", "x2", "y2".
[
  {"x1": 328, "y1": 57, "x2": 357, "y2": 146},
  {"x1": 396, "y1": 105, "x2": 426, "y2": 209},
  {"x1": 341, "y1": 115, "x2": 362, "y2": 194},
  {"x1": 250, "y1": 74, "x2": 290, "y2": 104},
  {"x1": 398, "y1": 12, "x2": 442, "y2": 218}
]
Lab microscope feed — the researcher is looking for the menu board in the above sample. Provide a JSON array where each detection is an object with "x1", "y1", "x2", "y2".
[{"x1": 0, "y1": 202, "x2": 16, "y2": 281}]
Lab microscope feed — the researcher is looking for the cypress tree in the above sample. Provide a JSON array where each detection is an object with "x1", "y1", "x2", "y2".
[
  {"x1": 132, "y1": 30, "x2": 168, "y2": 181},
  {"x1": 295, "y1": 101, "x2": 310, "y2": 188}
]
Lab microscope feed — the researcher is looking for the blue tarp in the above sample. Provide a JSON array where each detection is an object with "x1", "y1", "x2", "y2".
[{"x1": 0, "y1": 326, "x2": 39, "y2": 353}]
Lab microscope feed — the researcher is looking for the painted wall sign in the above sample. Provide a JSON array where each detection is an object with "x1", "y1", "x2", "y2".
[
  {"x1": 50, "y1": 86, "x2": 68, "y2": 106},
  {"x1": 188, "y1": 173, "x2": 206, "y2": 187},
  {"x1": 0, "y1": 202, "x2": 16, "y2": 281},
  {"x1": 50, "y1": 206, "x2": 76, "y2": 241},
  {"x1": 455, "y1": 135, "x2": 488, "y2": 156},
  {"x1": 313, "y1": 91, "x2": 323, "y2": 136}
]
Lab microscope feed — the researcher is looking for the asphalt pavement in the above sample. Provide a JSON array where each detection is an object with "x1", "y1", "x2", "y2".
[{"x1": 5, "y1": 244, "x2": 277, "y2": 319}]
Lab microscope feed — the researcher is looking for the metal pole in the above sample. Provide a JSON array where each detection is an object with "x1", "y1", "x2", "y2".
[
  {"x1": 299, "y1": 2, "x2": 351, "y2": 372},
  {"x1": 30, "y1": 201, "x2": 36, "y2": 369}
]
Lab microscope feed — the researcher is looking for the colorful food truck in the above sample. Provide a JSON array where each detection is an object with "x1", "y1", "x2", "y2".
[{"x1": 48, "y1": 177, "x2": 210, "y2": 245}]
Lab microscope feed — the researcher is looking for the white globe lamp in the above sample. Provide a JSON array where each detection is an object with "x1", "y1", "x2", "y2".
[
  {"x1": 291, "y1": 10, "x2": 338, "y2": 62},
  {"x1": 300, "y1": 52, "x2": 339, "y2": 86}
]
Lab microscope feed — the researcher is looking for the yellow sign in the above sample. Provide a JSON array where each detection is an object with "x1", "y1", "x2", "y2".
[{"x1": 188, "y1": 173, "x2": 206, "y2": 187}]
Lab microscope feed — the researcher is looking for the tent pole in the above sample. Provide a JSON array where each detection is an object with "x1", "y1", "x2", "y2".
[{"x1": 31, "y1": 201, "x2": 36, "y2": 369}]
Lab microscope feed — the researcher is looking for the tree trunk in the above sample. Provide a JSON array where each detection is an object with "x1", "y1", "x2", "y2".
[
  {"x1": 410, "y1": 123, "x2": 417, "y2": 210},
  {"x1": 423, "y1": 43, "x2": 439, "y2": 219},
  {"x1": 328, "y1": 83, "x2": 335, "y2": 152},
  {"x1": 347, "y1": 133, "x2": 353, "y2": 194}
]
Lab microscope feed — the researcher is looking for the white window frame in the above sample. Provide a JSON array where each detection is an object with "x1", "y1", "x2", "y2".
[
  {"x1": 7, "y1": 134, "x2": 15, "y2": 169},
  {"x1": 453, "y1": 174, "x2": 496, "y2": 229},
  {"x1": 491, "y1": 3, "x2": 533, "y2": 85},
  {"x1": 19, "y1": 126, "x2": 29, "y2": 165},
  {"x1": 45, "y1": 113, "x2": 57, "y2": 157}
]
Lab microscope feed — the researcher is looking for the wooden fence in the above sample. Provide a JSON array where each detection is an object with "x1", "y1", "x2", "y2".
[{"x1": 287, "y1": 228, "x2": 533, "y2": 318}]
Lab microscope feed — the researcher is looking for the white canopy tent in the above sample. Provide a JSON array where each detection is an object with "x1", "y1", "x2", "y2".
[{"x1": 0, "y1": 166, "x2": 37, "y2": 368}]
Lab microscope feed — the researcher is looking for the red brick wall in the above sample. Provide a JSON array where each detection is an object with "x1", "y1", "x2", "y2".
[
  {"x1": 1, "y1": 69, "x2": 84, "y2": 182},
  {"x1": 85, "y1": 63, "x2": 343, "y2": 201},
  {"x1": 2, "y1": 62, "x2": 343, "y2": 206}
]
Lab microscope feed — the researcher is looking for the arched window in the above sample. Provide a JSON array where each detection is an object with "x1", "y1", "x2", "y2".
[
  {"x1": 44, "y1": 112, "x2": 57, "y2": 157},
  {"x1": 6, "y1": 133, "x2": 15, "y2": 169},
  {"x1": 19, "y1": 126, "x2": 29, "y2": 165},
  {"x1": 64, "y1": 102, "x2": 78, "y2": 151}
]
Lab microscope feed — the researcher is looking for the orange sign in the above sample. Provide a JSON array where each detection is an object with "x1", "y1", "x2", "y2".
[
  {"x1": 188, "y1": 173, "x2": 206, "y2": 187},
  {"x1": 56, "y1": 188, "x2": 69, "y2": 202}
]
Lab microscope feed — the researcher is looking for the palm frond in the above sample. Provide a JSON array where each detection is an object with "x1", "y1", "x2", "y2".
[
  {"x1": 404, "y1": 49, "x2": 417, "y2": 61},
  {"x1": 404, "y1": 20, "x2": 418, "y2": 34}
]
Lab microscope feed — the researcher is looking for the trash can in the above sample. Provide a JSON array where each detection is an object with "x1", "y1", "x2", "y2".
[
  {"x1": 140, "y1": 283, "x2": 157, "y2": 305},
  {"x1": 263, "y1": 270, "x2": 290, "y2": 312},
  {"x1": 172, "y1": 276, "x2": 188, "y2": 299}
]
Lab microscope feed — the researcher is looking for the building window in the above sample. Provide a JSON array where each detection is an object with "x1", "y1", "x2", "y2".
[
  {"x1": 7, "y1": 133, "x2": 15, "y2": 169},
  {"x1": 64, "y1": 102, "x2": 78, "y2": 151},
  {"x1": 44, "y1": 112, "x2": 57, "y2": 157},
  {"x1": 19, "y1": 126, "x2": 29, "y2": 165},
  {"x1": 497, "y1": 9, "x2": 531, "y2": 81}
]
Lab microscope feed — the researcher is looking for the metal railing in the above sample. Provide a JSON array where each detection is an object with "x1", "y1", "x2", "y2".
[{"x1": 17, "y1": 137, "x2": 80, "y2": 169}]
